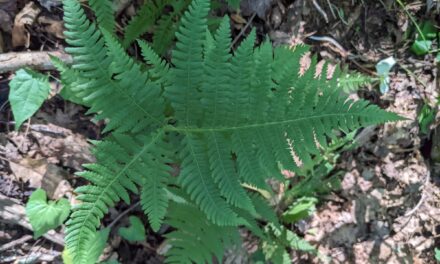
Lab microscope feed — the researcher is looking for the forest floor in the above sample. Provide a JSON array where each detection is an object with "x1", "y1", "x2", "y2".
[{"x1": 0, "y1": 0, "x2": 439, "y2": 263}]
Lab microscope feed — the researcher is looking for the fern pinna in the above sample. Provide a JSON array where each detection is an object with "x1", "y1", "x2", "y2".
[{"x1": 58, "y1": 0, "x2": 400, "y2": 263}]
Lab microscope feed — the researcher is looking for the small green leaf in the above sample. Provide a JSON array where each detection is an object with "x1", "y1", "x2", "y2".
[
  {"x1": 25, "y1": 189, "x2": 71, "y2": 238},
  {"x1": 435, "y1": 248, "x2": 440, "y2": 262},
  {"x1": 418, "y1": 104, "x2": 436, "y2": 134},
  {"x1": 64, "y1": 228, "x2": 110, "y2": 264},
  {"x1": 436, "y1": 53, "x2": 440, "y2": 63},
  {"x1": 282, "y1": 197, "x2": 317, "y2": 223},
  {"x1": 118, "y1": 216, "x2": 146, "y2": 242},
  {"x1": 420, "y1": 21, "x2": 438, "y2": 40},
  {"x1": 8, "y1": 69, "x2": 51, "y2": 130},
  {"x1": 411, "y1": 40, "x2": 432, "y2": 55}
]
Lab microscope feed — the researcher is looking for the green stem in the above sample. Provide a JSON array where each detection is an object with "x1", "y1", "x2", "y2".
[{"x1": 395, "y1": 0, "x2": 426, "y2": 42}]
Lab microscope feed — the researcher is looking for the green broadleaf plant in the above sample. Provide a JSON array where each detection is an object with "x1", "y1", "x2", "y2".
[
  {"x1": 53, "y1": 0, "x2": 401, "y2": 262},
  {"x1": 25, "y1": 189, "x2": 71, "y2": 238},
  {"x1": 282, "y1": 197, "x2": 317, "y2": 223},
  {"x1": 118, "y1": 216, "x2": 146, "y2": 242},
  {"x1": 9, "y1": 68, "x2": 51, "y2": 130}
]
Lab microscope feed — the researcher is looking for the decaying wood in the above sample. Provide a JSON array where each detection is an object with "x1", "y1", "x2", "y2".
[
  {"x1": 0, "y1": 234, "x2": 32, "y2": 251},
  {"x1": 0, "y1": 193, "x2": 64, "y2": 246},
  {"x1": 0, "y1": 50, "x2": 72, "y2": 74}
]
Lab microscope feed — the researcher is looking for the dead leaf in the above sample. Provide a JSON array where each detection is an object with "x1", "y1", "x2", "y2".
[
  {"x1": 231, "y1": 13, "x2": 247, "y2": 25},
  {"x1": 12, "y1": 2, "x2": 41, "y2": 48},
  {"x1": 53, "y1": 180, "x2": 73, "y2": 200},
  {"x1": 9, "y1": 157, "x2": 47, "y2": 188},
  {"x1": 41, "y1": 163, "x2": 70, "y2": 199},
  {"x1": 29, "y1": 124, "x2": 95, "y2": 171},
  {"x1": 38, "y1": 16, "x2": 65, "y2": 39}
]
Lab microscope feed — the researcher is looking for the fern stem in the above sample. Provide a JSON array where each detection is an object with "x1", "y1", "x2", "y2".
[{"x1": 165, "y1": 112, "x2": 381, "y2": 133}]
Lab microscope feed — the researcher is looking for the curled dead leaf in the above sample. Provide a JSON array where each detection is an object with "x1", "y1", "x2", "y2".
[
  {"x1": 38, "y1": 16, "x2": 65, "y2": 39},
  {"x1": 9, "y1": 157, "x2": 47, "y2": 189},
  {"x1": 12, "y1": 2, "x2": 41, "y2": 48}
]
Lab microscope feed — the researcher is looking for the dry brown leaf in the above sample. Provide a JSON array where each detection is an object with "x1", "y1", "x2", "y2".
[
  {"x1": 12, "y1": 2, "x2": 41, "y2": 48},
  {"x1": 41, "y1": 163, "x2": 70, "y2": 199},
  {"x1": 231, "y1": 13, "x2": 247, "y2": 25},
  {"x1": 9, "y1": 157, "x2": 47, "y2": 188},
  {"x1": 38, "y1": 16, "x2": 65, "y2": 39}
]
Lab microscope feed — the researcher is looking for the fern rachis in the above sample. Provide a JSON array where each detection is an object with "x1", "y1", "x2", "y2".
[{"x1": 57, "y1": 0, "x2": 401, "y2": 262}]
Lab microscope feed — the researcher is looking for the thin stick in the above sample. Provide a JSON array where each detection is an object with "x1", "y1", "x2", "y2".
[
  {"x1": 107, "y1": 201, "x2": 141, "y2": 229},
  {"x1": 404, "y1": 171, "x2": 430, "y2": 217},
  {"x1": 230, "y1": 13, "x2": 257, "y2": 49},
  {"x1": 0, "y1": 235, "x2": 33, "y2": 251},
  {"x1": 0, "y1": 50, "x2": 72, "y2": 74},
  {"x1": 312, "y1": 0, "x2": 329, "y2": 23},
  {"x1": 326, "y1": 0, "x2": 337, "y2": 19},
  {"x1": 395, "y1": 0, "x2": 426, "y2": 42}
]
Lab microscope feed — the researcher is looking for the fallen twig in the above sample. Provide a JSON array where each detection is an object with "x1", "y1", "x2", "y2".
[
  {"x1": 0, "y1": 235, "x2": 33, "y2": 251},
  {"x1": 107, "y1": 201, "x2": 141, "y2": 229},
  {"x1": 0, "y1": 50, "x2": 72, "y2": 74},
  {"x1": 312, "y1": 0, "x2": 329, "y2": 23},
  {"x1": 230, "y1": 13, "x2": 257, "y2": 49},
  {"x1": 404, "y1": 171, "x2": 430, "y2": 217}
]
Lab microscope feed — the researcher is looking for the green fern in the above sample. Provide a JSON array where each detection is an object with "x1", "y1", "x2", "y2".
[
  {"x1": 165, "y1": 201, "x2": 240, "y2": 263},
  {"x1": 57, "y1": 0, "x2": 401, "y2": 262},
  {"x1": 337, "y1": 67, "x2": 373, "y2": 92},
  {"x1": 122, "y1": 0, "x2": 191, "y2": 54},
  {"x1": 88, "y1": 0, "x2": 115, "y2": 33},
  {"x1": 122, "y1": 0, "x2": 169, "y2": 48}
]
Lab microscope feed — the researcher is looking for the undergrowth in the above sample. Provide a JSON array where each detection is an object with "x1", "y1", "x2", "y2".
[{"x1": 9, "y1": 0, "x2": 402, "y2": 263}]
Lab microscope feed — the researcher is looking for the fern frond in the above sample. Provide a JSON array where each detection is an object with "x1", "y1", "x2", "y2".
[
  {"x1": 50, "y1": 56, "x2": 86, "y2": 106},
  {"x1": 66, "y1": 130, "x2": 169, "y2": 263},
  {"x1": 88, "y1": 0, "x2": 115, "y2": 33},
  {"x1": 337, "y1": 68, "x2": 373, "y2": 92},
  {"x1": 100, "y1": 29, "x2": 166, "y2": 133},
  {"x1": 138, "y1": 40, "x2": 170, "y2": 85},
  {"x1": 63, "y1": 0, "x2": 165, "y2": 133},
  {"x1": 165, "y1": 0, "x2": 399, "y2": 228},
  {"x1": 179, "y1": 134, "x2": 241, "y2": 225},
  {"x1": 166, "y1": 0, "x2": 210, "y2": 127},
  {"x1": 140, "y1": 135, "x2": 173, "y2": 232},
  {"x1": 207, "y1": 132, "x2": 255, "y2": 212},
  {"x1": 201, "y1": 17, "x2": 232, "y2": 126},
  {"x1": 151, "y1": 1, "x2": 191, "y2": 55},
  {"x1": 164, "y1": 202, "x2": 240, "y2": 264},
  {"x1": 60, "y1": 0, "x2": 401, "y2": 262},
  {"x1": 122, "y1": 0, "x2": 169, "y2": 48}
]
